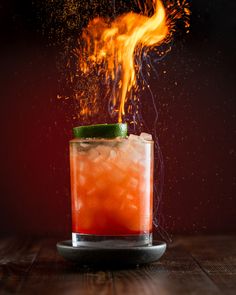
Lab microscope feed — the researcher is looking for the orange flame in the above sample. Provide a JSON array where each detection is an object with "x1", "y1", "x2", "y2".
[{"x1": 77, "y1": 0, "x2": 169, "y2": 122}]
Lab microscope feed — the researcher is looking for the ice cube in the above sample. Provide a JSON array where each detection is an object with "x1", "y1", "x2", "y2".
[
  {"x1": 140, "y1": 132, "x2": 152, "y2": 141},
  {"x1": 87, "y1": 188, "x2": 96, "y2": 196},
  {"x1": 78, "y1": 161, "x2": 85, "y2": 172},
  {"x1": 93, "y1": 155, "x2": 104, "y2": 163},
  {"x1": 75, "y1": 200, "x2": 83, "y2": 211},
  {"x1": 127, "y1": 135, "x2": 146, "y2": 163},
  {"x1": 130, "y1": 204, "x2": 138, "y2": 210},
  {"x1": 101, "y1": 161, "x2": 113, "y2": 171},
  {"x1": 116, "y1": 186, "x2": 125, "y2": 197},
  {"x1": 118, "y1": 140, "x2": 129, "y2": 152},
  {"x1": 80, "y1": 143, "x2": 90, "y2": 148},
  {"x1": 95, "y1": 145, "x2": 111, "y2": 158},
  {"x1": 128, "y1": 134, "x2": 140, "y2": 141},
  {"x1": 119, "y1": 200, "x2": 137, "y2": 211},
  {"x1": 129, "y1": 177, "x2": 138, "y2": 189},
  {"x1": 113, "y1": 157, "x2": 130, "y2": 171},
  {"x1": 88, "y1": 148, "x2": 100, "y2": 161},
  {"x1": 109, "y1": 149, "x2": 117, "y2": 159},
  {"x1": 126, "y1": 194, "x2": 134, "y2": 200},
  {"x1": 129, "y1": 145, "x2": 143, "y2": 163},
  {"x1": 88, "y1": 148, "x2": 104, "y2": 164}
]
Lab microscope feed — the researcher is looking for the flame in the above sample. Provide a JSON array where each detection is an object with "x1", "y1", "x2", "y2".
[{"x1": 76, "y1": 0, "x2": 169, "y2": 122}]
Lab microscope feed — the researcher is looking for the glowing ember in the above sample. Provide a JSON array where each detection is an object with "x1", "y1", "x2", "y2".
[{"x1": 75, "y1": 0, "x2": 169, "y2": 122}]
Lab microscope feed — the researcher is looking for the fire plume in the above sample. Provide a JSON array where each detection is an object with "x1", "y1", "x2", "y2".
[{"x1": 76, "y1": 0, "x2": 169, "y2": 122}]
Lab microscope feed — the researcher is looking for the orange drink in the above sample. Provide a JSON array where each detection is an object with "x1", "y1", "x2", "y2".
[{"x1": 70, "y1": 127, "x2": 153, "y2": 247}]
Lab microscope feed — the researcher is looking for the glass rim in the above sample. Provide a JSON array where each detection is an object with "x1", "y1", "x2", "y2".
[{"x1": 70, "y1": 137, "x2": 154, "y2": 144}]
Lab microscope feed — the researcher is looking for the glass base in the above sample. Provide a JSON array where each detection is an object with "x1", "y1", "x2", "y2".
[{"x1": 72, "y1": 232, "x2": 152, "y2": 248}]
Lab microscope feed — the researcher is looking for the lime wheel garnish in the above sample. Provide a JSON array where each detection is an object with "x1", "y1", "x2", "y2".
[{"x1": 73, "y1": 123, "x2": 127, "y2": 139}]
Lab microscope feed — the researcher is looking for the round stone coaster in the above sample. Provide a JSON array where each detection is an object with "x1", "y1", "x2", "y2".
[{"x1": 57, "y1": 240, "x2": 166, "y2": 266}]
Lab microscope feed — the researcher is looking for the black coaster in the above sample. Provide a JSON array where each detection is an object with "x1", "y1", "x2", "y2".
[{"x1": 57, "y1": 240, "x2": 166, "y2": 266}]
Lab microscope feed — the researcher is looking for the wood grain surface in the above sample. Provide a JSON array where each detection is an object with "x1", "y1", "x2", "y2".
[{"x1": 0, "y1": 235, "x2": 235, "y2": 295}]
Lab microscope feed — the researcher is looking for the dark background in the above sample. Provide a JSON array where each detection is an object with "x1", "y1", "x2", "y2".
[{"x1": 0, "y1": 0, "x2": 235, "y2": 237}]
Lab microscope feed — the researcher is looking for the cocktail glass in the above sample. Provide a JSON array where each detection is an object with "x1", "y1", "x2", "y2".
[{"x1": 70, "y1": 135, "x2": 153, "y2": 247}]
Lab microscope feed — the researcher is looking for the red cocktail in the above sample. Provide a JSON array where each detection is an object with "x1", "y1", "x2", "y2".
[{"x1": 70, "y1": 124, "x2": 153, "y2": 247}]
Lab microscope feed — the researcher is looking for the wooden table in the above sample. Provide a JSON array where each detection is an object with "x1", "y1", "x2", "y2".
[{"x1": 0, "y1": 235, "x2": 235, "y2": 294}]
